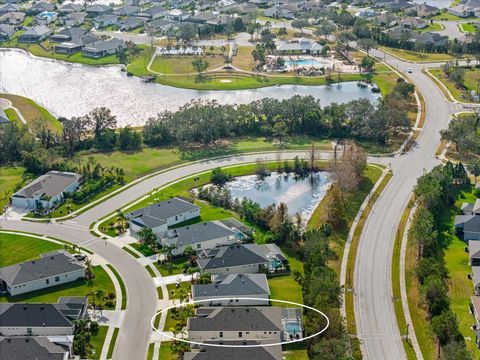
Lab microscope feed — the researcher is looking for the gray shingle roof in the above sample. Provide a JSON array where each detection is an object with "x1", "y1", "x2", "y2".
[
  {"x1": 0, "y1": 303, "x2": 74, "y2": 327},
  {"x1": 163, "y1": 220, "x2": 238, "y2": 247},
  {"x1": 184, "y1": 342, "x2": 282, "y2": 360},
  {"x1": 0, "y1": 251, "x2": 84, "y2": 286},
  {"x1": 187, "y1": 307, "x2": 282, "y2": 332},
  {"x1": 192, "y1": 273, "x2": 269, "y2": 298},
  {"x1": 128, "y1": 197, "x2": 199, "y2": 228},
  {"x1": 0, "y1": 337, "x2": 69, "y2": 360},
  {"x1": 22, "y1": 25, "x2": 51, "y2": 37},
  {"x1": 13, "y1": 171, "x2": 82, "y2": 199},
  {"x1": 196, "y1": 244, "x2": 269, "y2": 270}
]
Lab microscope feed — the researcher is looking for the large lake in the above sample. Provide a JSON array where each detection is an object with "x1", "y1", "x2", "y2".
[
  {"x1": 226, "y1": 172, "x2": 332, "y2": 222},
  {"x1": 0, "y1": 50, "x2": 381, "y2": 127}
]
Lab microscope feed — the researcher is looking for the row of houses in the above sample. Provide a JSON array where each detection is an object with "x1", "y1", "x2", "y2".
[
  {"x1": 126, "y1": 197, "x2": 299, "y2": 359},
  {"x1": 0, "y1": 249, "x2": 90, "y2": 359},
  {"x1": 455, "y1": 198, "x2": 480, "y2": 348},
  {"x1": 0, "y1": 296, "x2": 88, "y2": 359}
]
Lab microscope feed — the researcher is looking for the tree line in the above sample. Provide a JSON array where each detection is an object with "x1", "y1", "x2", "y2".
[{"x1": 410, "y1": 162, "x2": 471, "y2": 359}]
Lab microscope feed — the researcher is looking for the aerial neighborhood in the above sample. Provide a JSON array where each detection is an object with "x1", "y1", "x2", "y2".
[{"x1": 3, "y1": 0, "x2": 480, "y2": 359}]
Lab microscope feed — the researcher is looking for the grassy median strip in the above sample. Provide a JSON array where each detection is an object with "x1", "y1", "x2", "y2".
[
  {"x1": 106, "y1": 327, "x2": 120, "y2": 359},
  {"x1": 122, "y1": 246, "x2": 141, "y2": 259},
  {"x1": 147, "y1": 343, "x2": 155, "y2": 360},
  {"x1": 145, "y1": 265, "x2": 156, "y2": 278},
  {"x1": 345, "y1": 171, "x2": 393, "y2": 339},
  {"x1": 391, "y1": 198, "x2": 417, "y2": 360},
  {"x1": 106, "y1": 264, "x2": 127, "y2": 310}
]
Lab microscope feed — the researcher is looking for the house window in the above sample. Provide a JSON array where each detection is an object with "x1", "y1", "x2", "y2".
[
  {"x1": 219, "y1": 332, "x2": 223, "y2": 338},
  {"x1": 238, "y1": 332, "x2": 242, "y2": 338},
  {"x1": 55, "y1": 276, "x2": 60, "y2": 282},
  {"x1": 175, "y1": 216, "x2": 178, "y2": 221},
  {"x1": 46, "y1": 279, "x2": 50, "y2": 284},
  {"x1": 197, "y1": 244, "x2": 201, "y2": 249}
]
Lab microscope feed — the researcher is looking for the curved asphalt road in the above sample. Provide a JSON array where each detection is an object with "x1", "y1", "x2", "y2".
[{"x1": 353, "y1": 48, "x2": 465, "y2": 359}]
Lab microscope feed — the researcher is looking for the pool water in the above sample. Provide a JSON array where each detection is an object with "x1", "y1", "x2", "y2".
[{"x1": 285, "y1": 59, "x2": 326, "y2": 67}]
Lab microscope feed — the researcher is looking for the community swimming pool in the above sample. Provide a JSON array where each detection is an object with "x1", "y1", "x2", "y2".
[{"x1": 285, "y1": 58, "x2": 327, "y2": 67}]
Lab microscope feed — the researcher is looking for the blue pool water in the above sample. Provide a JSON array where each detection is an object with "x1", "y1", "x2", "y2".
[{"x1": 285, "y1": 59, "x2": 326, "y2": 67}]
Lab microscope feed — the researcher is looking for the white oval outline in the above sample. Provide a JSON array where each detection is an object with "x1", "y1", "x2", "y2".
[{"x1": 150, "y1": 296, "x2": 329, "y2": 348}]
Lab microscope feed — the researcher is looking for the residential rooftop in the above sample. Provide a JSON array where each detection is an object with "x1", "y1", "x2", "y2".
[
  {"x1": 0, "y1": 250, "x2": 84, "y2": 286},
  {"x1": 0, "y1": 336, "x2": 69, "y2": 360},
  {"x1": 12, "y1": 171, "x2": 82, "y2": 199},
  {"x1": 192, "y1": 273, "x2": 270, "y2": 298}
]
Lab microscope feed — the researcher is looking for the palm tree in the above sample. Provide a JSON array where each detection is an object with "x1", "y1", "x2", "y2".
[{"x1": 94, "y1": 289, "x2": 105, "y2": 316}]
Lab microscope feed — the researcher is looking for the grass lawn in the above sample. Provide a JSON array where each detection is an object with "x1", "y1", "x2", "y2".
[
  {"x1": 268, "y1": 274, "x2": 303, "y2": 305},
  {"x1": 0, "y1": 93, "x2": 62, "y2": 134},
  {"x1": 90, "y1": 326, "x2": 108, "y2": 360},
  {"x1": 443, "y1": 186, "x2": 480, "y2": 357},
  {"x1": 418, "y1": 22, "x2": 444, "y2": 33},
  {"x1": 380, "y1": 46, "x2": 470, "y2": 62},
  {"x1": 284, "y1": 349, "x2": 309, "y2": 360},
  {"x1": 432, "y1": 12, "x2": 464, "y2": 21},
  {"x1": 460, "y1": 22, "x2": 477, "y2": 33},
  {"x1": 150, "y1": 54, "x2": 226, "y2": 74},
  {"x1": 0, "y1": 233, "x2": 62, "y2": 266},
  {"x1": 0, "y1": 166, "x2": 25, "y2": 212},
  {"x1": 154, "y1": 257, "x2": 189, "y2": 277},
  {"x1": 165, "y1": 281, "x2": 191, "y2": 300},
  {"x1": 232, "y1": 46, "x2": 255, "y2": 71},
  {"x1": 158, "y1": 344, "x2": 176, "y2": 360},
  {"x1": 4, "y1": 108, "x2": 21, "y2": 126},
  {"x1": 430, "y1": 67, "x2": 480, "y2": 102}
]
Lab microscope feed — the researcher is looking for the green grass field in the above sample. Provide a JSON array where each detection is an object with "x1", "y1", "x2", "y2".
[
  {"x1": 432, "y1": 12, "x2": 464, "y2": 21},
  {"x1": 0, "y1": 166, "x2": 25, "y2": 212},
  {"x1": 91, "y1": 326, "x2": 109, "y2": 360},
  {"x1": 268, "y1": 274, "x2": 303, "y2": 305},
  {"x1": 430, "y1": 67, "x2": 480, "y2": 102},
  {"x1": 460, "y1": 22, "x2": 477, "y2": 33},
  {"x1": 150, "y1": 54, "x2": 226, "y2": 74},
  {"x1": 380, "y1": 46, "x2": 470, "y2": 62},
  {"x1": 0, "y1": 232, "x2": 62, "y2": 266},
  {"x1": 418, "y1": 22, "x2": 444, "y2": 33},
  {"x1": 0, "y1": 93, "x2": 62, "y2": 133}
]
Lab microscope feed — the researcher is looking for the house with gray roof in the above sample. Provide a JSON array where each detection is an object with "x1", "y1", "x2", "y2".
[
  {"x1": 60, "y1": 11, "x2": 87, "y2": 27},
  {"x1": 82, "y1": 38, "x2": 126, "y2": 58},
  {"x1": 277, "y1": 38, "x2": 323, "y2": 54},
  {"x1": 112, "y1": 5, "x2": 141, "y2": 16},
  {"x1": 86, "y1": 4, "x2": 112, "y2": 17},
  {"x1": 470, "y1": 240, "x2": 480, "y2": 266},
  {"x1": 0, "y1": 24, "x2": 13, "y2": 41},
  {"x1": 93, "y1": 14, "x2": 119, "y2": 29},
  {"x1": 462, "y1": 199, "x2": 480, "y2": 215},
  {"x1": 0, "y1": 296, "x2": 87, "y2": 336},
  {"x1": 11, "y1": 171, "x2": 83, "y2": 210},
  {"x1": 196, "y1": 243, "x2": 270, "y2": 275},
  {"x1": 50, "y1": 27, "x2": 85, "y2": 43},
  {"x1": 191, "y1": 273, "x2": 270, "y2": 306},
  {"x1": 160, "y1": 220, "x2": 246, "y2": 256},
  {"x1": 0, "y1": 336, "x2": 71, "y2": 360},
  {"x1": 28, "y1": 1, "x2": 55, "y2": 15},
  {"x1": 264, "y1": 4, "x2": 296, "y2": 19},
  {"x1": 0, "y1": 11, "x2": 25, "y2": 25},
  {"x1": 136, "y1": 5, "x2": 166, "y2": 19},
  {"x1": 59, "y1": 3, "x2": 84, "y2": 14},
  {"x1": 128, "y1": 197, "x2": 200, "y2": 236},
  {"x1": 18, "y1": 25, "x2": 52, "y2": 43},
  {"x1": 0, "y1": 251, "x2": 85, "y2": 296},
  {"x1": 120, "y1": 16, "x2": 147, "y2": 31},
  {"x1": 455, "y1": 214, "x2": 480, "y2": 241},
  {"x1": 187, "y1": 306, "x2": 302, "y2": 343},
  {"x1": 0, "y1": 4, "x2": 19, "y2": 15},
  {"x1": 184, "y1": 341, "x2": 282, "y2": 360},
  {"x1": 399, "y1": 17, "x2": 427, "y2": 30}
]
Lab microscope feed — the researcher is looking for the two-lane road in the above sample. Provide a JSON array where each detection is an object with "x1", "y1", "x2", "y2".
[{"x1": 353, "y1": 48, "x2": 464, "y2": 359}]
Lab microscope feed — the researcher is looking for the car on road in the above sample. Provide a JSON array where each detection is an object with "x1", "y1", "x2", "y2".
[{"x1": 407, "y1": 68, "x2": 413, "y2": 73}]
